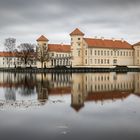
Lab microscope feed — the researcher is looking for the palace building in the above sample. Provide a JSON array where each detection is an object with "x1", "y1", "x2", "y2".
[
  {"x1": 0, "y1": 28, "x2": 140, "y2": 68},
  {"x1": 36, "y1": 28, "x2": 140, "y2": 68}
]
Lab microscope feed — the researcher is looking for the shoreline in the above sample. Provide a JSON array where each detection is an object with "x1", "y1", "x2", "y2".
[{"x1": 1, "y1": 67, "x2": 140, "y2": 73}]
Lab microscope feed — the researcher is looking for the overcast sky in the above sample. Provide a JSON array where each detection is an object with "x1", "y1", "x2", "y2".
[{"x1": 0, "y1": 0, "x2": 140, "y2": 48}]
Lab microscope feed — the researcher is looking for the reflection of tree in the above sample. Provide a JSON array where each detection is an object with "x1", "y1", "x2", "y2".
[
  {"x1": 36, "y1": 73, "x2": 50, "y2": 102},
  {"x1": 18, "y1": 74, "x2": 35, "y2": 96},
  {"x1": 3, "y1": 73, "x2": 36, "y2": 101},
  {"x1": 5, "y1": 88, "x2": 16, "y2": 101}
]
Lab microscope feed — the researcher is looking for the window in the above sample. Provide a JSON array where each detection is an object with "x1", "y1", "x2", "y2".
[
  {"x1": 101, "y1": 50, "x2": 103, "y2": 55},
  {"x1": 78, "y1": 38, "x2": 81, "y2": 40},
  {"x1": 90, "y1": 59, "x2": 92, "y2": 64},
  {"x1": 98, "y1": 50, "x2": 100, "y2": 55},
  {"x1": 85, "y1": 50, "x2": 87, "y2": 55},
  {"x1": 101, "y1": 59, "x2": 103, "y2": 64},
  {"x1": 117, "y1": 51, "x2": 119, "y2": 56},
  {"x1": 90, "y1": 49, "x2": 92, "y2": 55},
  {"x1": 95, "y1": 59, "x2": 97, "y2": 64},
  {"x1": 78, "y1": 43, "x2": 80, "y2": 46},
  {"x1": 104, "y1": 59, "x2": 106, "y2": 64},
  {"x1": 137, "y1": 51, "x2": 139, "y2": 57},
  {"x1": 98, "y1": 59, "x2": 100, "y2": 64},
  {"x1": 107, "y1": 59, "x2": 109, "y2": 64},
  {"x1": 137, "y1": 59, "x2": 139, "y2": 65},
  {"x1": 107, "y1": 51, "x2": 109, "y2": 56},
  {"x1": 95, "y1": 50, "x2": 97, "y2": 55},
  {"x1": 85, "y1": 59, "x2": 87, "y2": 64},
  {"x1": 111, "y1": 51, "x2": 113, "y2": 56},
  {"x1": 78, "y1": 50, "x2": 80, "y2": 56},
  {"x1": 113, "y1": 59, "x2": 117, "y2": 65},
  {"x1": 104, "y1": 51, "x2": 106, "y2": 56}
]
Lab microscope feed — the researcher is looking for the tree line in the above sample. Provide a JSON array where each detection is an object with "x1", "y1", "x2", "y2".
[{"x1": 3, "y1": 38, "x2": 49, "y2": 68}]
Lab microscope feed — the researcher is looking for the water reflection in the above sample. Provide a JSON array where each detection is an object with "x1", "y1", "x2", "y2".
[{"x1": 0, "y1": 72, "x2": 140, "y2": 110}]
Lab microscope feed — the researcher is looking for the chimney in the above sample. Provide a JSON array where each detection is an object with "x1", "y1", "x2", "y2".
[{"x1": 61, "y1": 42, "x2": 63, "y2": 46}]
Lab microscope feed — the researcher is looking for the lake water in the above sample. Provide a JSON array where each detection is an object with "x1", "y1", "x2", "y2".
[{"x1": 0, "y1": 72, "x2": 140, "y2": 140}]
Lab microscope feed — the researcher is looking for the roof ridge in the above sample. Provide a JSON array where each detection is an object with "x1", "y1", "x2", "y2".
[
  {"x1": 48, "y1": 43, "x2": 70, "y2": 46},
  {"x1": 84, "y1": 37, "x2": 126, "y2": 42},
  {"x1": 70, "y1": 28, "x2": 85, "y2": 36}
]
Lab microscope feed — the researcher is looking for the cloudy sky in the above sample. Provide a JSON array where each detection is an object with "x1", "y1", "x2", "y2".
[{"x1": 0, "y1": 0, "x2": 140, "y2": 48}]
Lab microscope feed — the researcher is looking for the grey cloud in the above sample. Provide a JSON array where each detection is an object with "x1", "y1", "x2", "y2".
[{"x1": 0, "y1": 0, "x2": 140, "y2": 47}]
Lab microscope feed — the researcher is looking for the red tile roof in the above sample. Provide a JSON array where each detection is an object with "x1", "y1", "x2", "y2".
[
  {"x1": 36, "y1": 35, "x2": 49, "y2": 42},
  {"x1": 48, "y1": 87, "x2": 71, "y2": 95},
  {"x1": 84, "y1": 38, "x2": 133, "y2": 49},
  {"x1": 70, "y1": 28, "x2": 85, "y2": 36},
  {"x1": 0, "y1": 52, "x2": 18, "y2": 57},
  {"x1": 0, "y1": 52, "x2": 36, "y2": 57},
  {"x1": 48, "y1": 44, "x2": 71, "y2": 53},
  {"x1": 86, "y1": 91, "x2": 131, "y2": 102}
]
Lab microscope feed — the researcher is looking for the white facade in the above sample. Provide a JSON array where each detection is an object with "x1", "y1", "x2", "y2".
[
  {"x1": 0, "y1": 53, "x2": 36, "y2": 68},
  {"x1": 0, "y1": 29, "x2": 140, "y2": 68}
]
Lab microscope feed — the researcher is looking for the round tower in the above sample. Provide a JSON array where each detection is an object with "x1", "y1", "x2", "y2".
[{"x1": 70, "y1": 28, "x2": 85, "y2": 67}]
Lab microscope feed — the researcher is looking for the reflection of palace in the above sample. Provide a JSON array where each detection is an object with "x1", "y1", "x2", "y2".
[
  {"x1": 1, "y1": 73, "x2": 140, "y2": 111},
  {"x1": 71, "y1": 73, "x2": 135, "y2": 111},
  {"x1": 36, "y1": 73, "x2": 140, "y2": 111}
]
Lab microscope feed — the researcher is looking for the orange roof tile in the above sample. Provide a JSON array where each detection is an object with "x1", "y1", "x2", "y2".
[
  {"x1": 70, "y1": 28, "x2": 85, "y2": 36},
  {"x1": 48, "y1": 44, "x2": 71, "y2": 53},
  {"x1": 84, "y1": 38, "x2": 133, "y2": 49},
  {"x1": 0, "y1": 52, "x2": 36, "y2": 57},
  {"x1": 0, "y1": 52, "x2": 18, "y2": 57},
  {"x1": 86, "y1": 91, "x2": 131, "y2": 102},
  {"x1": 48, "y1": 87, "x2": 71, "y2": 95},
  {"x1": 36, "y1": 35, "x2": 49, "y2": 42}
]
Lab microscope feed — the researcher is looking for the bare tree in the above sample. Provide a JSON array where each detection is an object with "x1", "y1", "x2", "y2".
[
  {"x1": 4, "y1": 38, "x2": 16, "y2": 52},
  {"x1": 37, "y1": 45, "x2": 50, "y2": 68},
  {"x1": 17, "y1": 43, "x2": 36, "y2": 67},
  {"x1": 4, "y1": 38, "x2": 16, "y2": 67}
]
